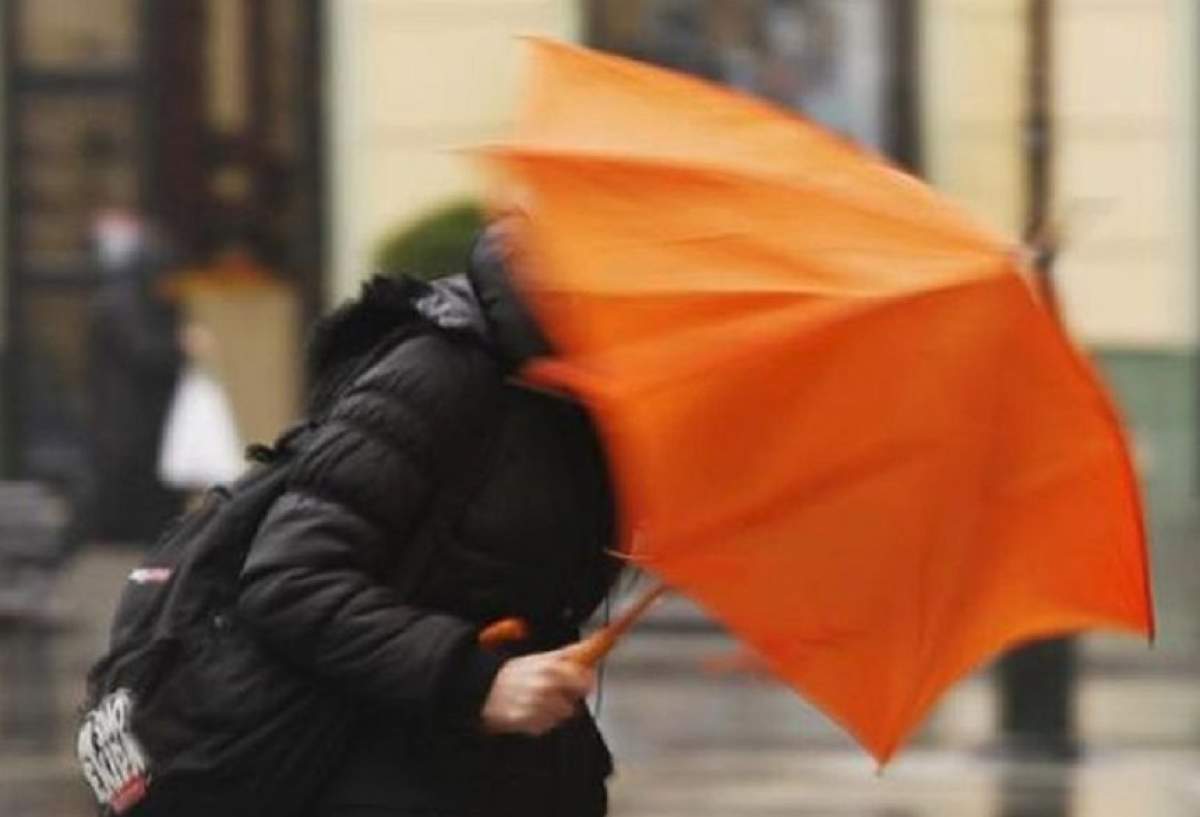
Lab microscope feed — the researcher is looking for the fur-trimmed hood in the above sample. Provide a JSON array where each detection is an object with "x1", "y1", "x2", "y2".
[{"x1": 305, "y1": 228, "x2": 551, "y2": 413}]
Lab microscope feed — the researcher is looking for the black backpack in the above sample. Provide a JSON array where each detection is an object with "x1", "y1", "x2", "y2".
[
  {"x1": 77, "y1": 423, "x2": 354, "y2": 817},
  {"x1": 77, "y1": 325, "x2": 497, "y2": 817}
]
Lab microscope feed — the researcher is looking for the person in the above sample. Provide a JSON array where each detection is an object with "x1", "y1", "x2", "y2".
[
  {"x1": 237, "y1": 224, "x2": 622, "y2": 817},
  {"x1": 85, "y1": 211, "x2": 187, "y2": 543}
]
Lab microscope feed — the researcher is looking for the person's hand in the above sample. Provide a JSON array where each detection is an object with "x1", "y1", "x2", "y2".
[{"x1": 480, "y1": 647, "x2": 594, "y2": 736}]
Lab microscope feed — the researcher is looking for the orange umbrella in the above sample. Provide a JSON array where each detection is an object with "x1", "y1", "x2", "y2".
[{"x1": 478, "y1": 39, "x2": 1153, "y2": 765}]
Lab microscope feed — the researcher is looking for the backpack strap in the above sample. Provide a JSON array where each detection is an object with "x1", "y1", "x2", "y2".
[{"x1": 245, "y1": 421, "x2": 320, "y2": 465}]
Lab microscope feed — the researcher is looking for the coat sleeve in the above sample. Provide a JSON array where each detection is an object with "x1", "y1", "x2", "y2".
[{"x1": 237, "y1": 335, "x2": 504, "y2": 730}]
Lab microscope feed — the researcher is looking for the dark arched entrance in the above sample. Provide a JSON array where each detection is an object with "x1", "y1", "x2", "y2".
[{"x1": 1, "y1": 0, "x2": 325, "y2": 494}]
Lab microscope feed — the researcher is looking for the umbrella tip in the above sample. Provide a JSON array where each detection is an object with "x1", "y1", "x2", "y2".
[{"x1": 871, "y1": 744, "x2": 897, "y2": 775}]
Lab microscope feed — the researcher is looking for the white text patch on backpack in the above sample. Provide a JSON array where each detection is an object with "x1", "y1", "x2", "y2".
[
  {"x1": 78, "y1": 689, "x2": 151, "y2": 813},
  {"x1": 128, "y1": 567, "x2": 172, "y2": 585}
]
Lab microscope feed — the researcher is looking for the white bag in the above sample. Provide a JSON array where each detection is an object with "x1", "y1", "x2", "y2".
[{"x1": 158, "y1": 367, "x2": 245, "y2": 490}]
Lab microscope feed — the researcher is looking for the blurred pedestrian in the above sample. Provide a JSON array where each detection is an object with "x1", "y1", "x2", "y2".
[
  {"x1": 238, "y1": 223, "x2": 622, "y2": 817},
  {"x1": 85, "y1": 210, "x2": 187, "y2": 544}
]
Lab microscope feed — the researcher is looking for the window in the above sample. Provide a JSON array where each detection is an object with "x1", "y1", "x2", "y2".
[
  {"x1": 588, "y1": 0, "x2": 918, "y2": 164},
  {"x1": 18, "y1": 0, "x2": 139, "y2": 71}
]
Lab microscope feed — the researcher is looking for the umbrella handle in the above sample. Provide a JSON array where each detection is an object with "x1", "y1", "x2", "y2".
[
  {"x1": 564, "y1": 583, "x2": 668, "y2": 667},
  {"x1": 478, "y1": 617, "x2": 530, "y2": 650},
  {"x1": 477, "y1": 584, "x2": 669, "y2": 667}
]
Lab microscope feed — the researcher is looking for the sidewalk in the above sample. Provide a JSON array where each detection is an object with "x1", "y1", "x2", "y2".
[
  {"x1": 608, "y1": 747, "x2": 1200, "y2": 817},
  {"x1": 3, "y1": 544, "x2": 1199, "y2": 817}
]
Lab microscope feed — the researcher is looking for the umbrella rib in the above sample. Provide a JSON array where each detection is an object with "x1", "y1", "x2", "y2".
[
  {"x1": 480, "y1": 145, "x2": 1009, "y2": 258},
  {"x1": 542, "y1": 277, "x2": 1020, "y2": 395}
]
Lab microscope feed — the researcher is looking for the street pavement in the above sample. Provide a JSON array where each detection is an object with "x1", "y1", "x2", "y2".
[
  {"x1": 600, "y1": 624, "x2": 1200, "y2": 816},
  {"x1": 2, "y1": 544, "x2": 1199, "y2": 817}
]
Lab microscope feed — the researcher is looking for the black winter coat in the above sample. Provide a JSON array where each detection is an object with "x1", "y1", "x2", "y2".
[{"x1": 238, "y1": 232, "x2": 621, "y2": 817}]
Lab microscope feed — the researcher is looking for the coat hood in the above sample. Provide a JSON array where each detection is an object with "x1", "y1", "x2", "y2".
[{"x1": 305, "y1": 228, "x2": 551, "y2": 412}]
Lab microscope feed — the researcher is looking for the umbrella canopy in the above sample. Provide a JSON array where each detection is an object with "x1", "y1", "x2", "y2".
[{"x1": 479, "y1": 39, "x2": 1153, "y2": 764}]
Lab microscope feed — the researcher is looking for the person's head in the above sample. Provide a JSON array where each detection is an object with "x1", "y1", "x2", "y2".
[
  {"x1": 92, "y1": 208, "x2": 146, "y2": 274},
  {"x1": 465, "y1": 221, "x2": 552, "y2": 368},
  {"x1": 92, "y1": 209, "x2": 178, "y2": 290}
]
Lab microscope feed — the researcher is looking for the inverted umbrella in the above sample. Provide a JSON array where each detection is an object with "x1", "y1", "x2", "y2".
[{"x1": 478, "y1": 39, "x2": 1153, "y2": 764}]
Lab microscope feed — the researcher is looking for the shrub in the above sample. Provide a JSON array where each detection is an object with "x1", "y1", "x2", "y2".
[{"x1": 373, "y1": 200, "x2": 486, "y2": 282}]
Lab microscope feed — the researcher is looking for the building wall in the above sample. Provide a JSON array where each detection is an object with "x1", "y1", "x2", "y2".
[
  {"x1": 920, "y1": 0, "x2": 1027, "y2": 238},
  {"x1": 1059, "y1": 2, "x2": 1199, "y2": 626},
  {"x1": 921, "y1": 0, "x2": 1197, "y2": 349},
  {"x1": 1053, "y1": 0, "x2": 1195, "y2": 348},
  {"x1": 326, "y1": 0, "x2": 579, "y2": 304}
]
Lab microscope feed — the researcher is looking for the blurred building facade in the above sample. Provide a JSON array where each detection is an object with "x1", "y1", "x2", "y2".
[
  {"x1": 924, "y1": 0, "x2": 1196, "y2": 349},
  {"x1": 1, "y1": 0, "x2": 1196, "y2": 531},
  {"x1": 325, "y1": 0, "x2": 579, "y2": 302},
  {"x1": 0, "y1": 0, "x2": 324, "y2": 496},
  {"x1": 323, "y1": 2, "x2": 1200, "y2": 622},
  {"x1": 327, "y1": 0, "x2": 1197, "y2": 347}
]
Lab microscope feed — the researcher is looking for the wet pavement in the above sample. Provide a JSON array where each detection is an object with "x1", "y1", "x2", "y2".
[
  {"x1": 599, "y1": 623, "x2": 1200, "y2": 817},
  {"x1": 3, "y1": 541, "x2": 1200, "y2": 817},
  {"x1": 609, "y1": 747, "x2": 1200, "y2": 817}
]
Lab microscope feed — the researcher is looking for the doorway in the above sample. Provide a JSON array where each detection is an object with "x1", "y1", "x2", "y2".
[{"x1": 2, "y1": 0, "x2": 325, "y2": 489}]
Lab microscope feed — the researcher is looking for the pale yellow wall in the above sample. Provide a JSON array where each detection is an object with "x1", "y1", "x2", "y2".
[
  {"x1": 327, "y1": 0, "x2": 580, "y2": 303},
  {"x1": 922, "y1": 0, "x2": 1196, "y2": 348},
  {"x1": 1053, "y1": 0, "x2": 1195, "y2": 348},
  {"x1": 920, "y1": 0, "x2": 1027, "y2": 238}
]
